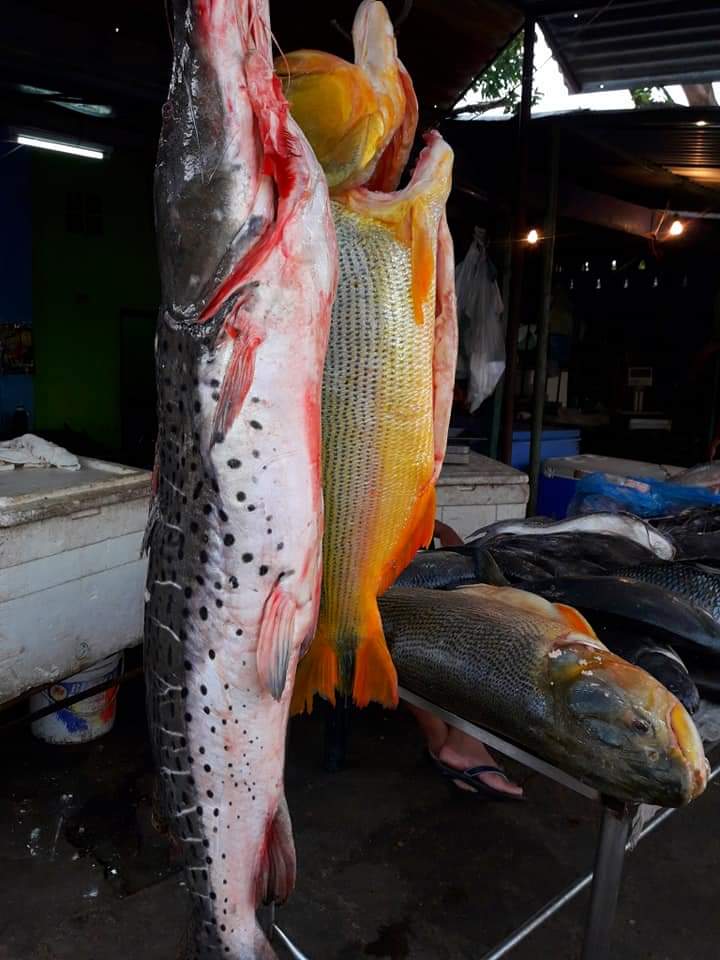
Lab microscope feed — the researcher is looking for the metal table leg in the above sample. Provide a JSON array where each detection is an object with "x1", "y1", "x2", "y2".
[
  {"x1": 580, "y1": 801, "x2": 634, "y2": 960},
  {"x1": 322, "y1": 694, "x2": 352, "y2": 772}
]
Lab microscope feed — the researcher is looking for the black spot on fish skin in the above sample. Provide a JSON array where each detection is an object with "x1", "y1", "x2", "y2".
[
  {"x1": 242, "y1": 553, "x2": 252, "y2": 563},
  {"x1": 248, "y1": 504, "x2": 256, "y2": 512},
  {"x1": 250, "y1": 420, "x2": 262, "y2": 430},
  {"x1": 203, "y1": 504, "x2": 212, "y2": 515},
  {"x1": 218, "y1": 509, "x2": 228, "y2": 522},
  {"x1": 227, "y1": 458, "x2": 240, "y2": 469},
  {"x1": 224, "y1": 534, "x2": 235, "y2": 546},
  {"x1": 199, "y1": 606, "x2": 208, "y2": 620},
  {"x1": 200, "y1": 550, "x2": 209, "y2": 563},
  {"x1": 259, "y1": 565, "x2": 268, "y2": 576},
  {"x1": 236, "y1": 491, "x2": 246, "y2": 502},
  {"x1": 229, "y1": 576, "x2": 238, "y2": 589},
  {"x1": 209, "y1": 650, "x2": 215, "y2": 660},
  {"x1": 252, "y1": 450, "x2": 260, "y2": 458}
]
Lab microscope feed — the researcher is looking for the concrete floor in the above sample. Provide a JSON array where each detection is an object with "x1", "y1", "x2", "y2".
[{"x1": 2, "y1": 675, "x2": 719, "y2": 960}]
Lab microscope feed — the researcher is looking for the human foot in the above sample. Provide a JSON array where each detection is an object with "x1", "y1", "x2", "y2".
[{"x1": 437, "y1": 734, "x2": 523, "y2": 799}]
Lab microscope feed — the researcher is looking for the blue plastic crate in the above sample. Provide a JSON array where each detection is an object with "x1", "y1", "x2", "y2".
[{"x1": 511, "y1": 429, "x2": 580, "y2": 473}]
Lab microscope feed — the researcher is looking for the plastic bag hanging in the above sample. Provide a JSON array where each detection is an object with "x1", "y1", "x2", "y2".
[{"x1": 455, "y1": 228, "x2": 505, "y2": 413}]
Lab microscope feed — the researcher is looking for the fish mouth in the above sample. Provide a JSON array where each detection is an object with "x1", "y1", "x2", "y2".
[{"x1": 669, "y1": 702, "x2": 709, "y2": 800}]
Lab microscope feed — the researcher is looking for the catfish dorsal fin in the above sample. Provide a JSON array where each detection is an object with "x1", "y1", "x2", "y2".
[{"x1": 257, "y1": 585, "x2": 298, "y2": 700}]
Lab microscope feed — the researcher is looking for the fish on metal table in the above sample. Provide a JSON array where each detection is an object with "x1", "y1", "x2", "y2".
[
  {"x1": 468, "y1": 512, "x2": 676, "y2": 561},
  {"x1": 535, "y1": 575, "x2": 720, "y2": 664},
  {"x1": 381, "y1": 586, "x2": 708, "y2": 806},
  {"x1": 393, "y1": 529, "x2": 658, "y2": 591},
  {"x1": 144, "y1": 1, "x2": 336, "y2": 956},
  {"x1": 279, "y1": 1, "x2": 458, "y2": 713},
  {"x1": 485, "y1": 532, "x2": 662, "y2": 583},
  {"x1": 610, "y1": 561, "x2": 720, "y2": 623},
  {"x1": 393, "y1": 545, "x2": 507, "y2": 590}
]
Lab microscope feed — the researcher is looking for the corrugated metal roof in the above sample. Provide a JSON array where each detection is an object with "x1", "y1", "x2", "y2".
[
  {"x1": 443, "y1": 107, "x2": 720, "y2": 217},
  {"x1": 520, "y1": 1, "x2": 720, "y2": 94}
]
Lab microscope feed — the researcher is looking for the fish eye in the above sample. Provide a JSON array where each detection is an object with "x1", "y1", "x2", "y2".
[{"x1": 632, "y1": 718, "x2": 650, "y2": 734}]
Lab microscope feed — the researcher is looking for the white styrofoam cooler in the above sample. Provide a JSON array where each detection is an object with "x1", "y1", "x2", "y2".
[
  {"x1": 0, "y1": 458, "x2": 151, "y2": 707},
  {"x1": 436, "y1": 452, "x2": 529, "y2": 540}
]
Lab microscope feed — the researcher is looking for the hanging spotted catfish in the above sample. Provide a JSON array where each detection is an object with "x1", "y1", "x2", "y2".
[{"x1": 144, "y1": 1, "x2": 336, "y2": 957}]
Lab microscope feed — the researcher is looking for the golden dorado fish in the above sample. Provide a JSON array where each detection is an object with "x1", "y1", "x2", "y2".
[
  {"x1": 279, "y1": 1, "x2": 458, "y2": 713},
  {"x1": 382, "y1": 585, "x2": 708, "y2": 806}
]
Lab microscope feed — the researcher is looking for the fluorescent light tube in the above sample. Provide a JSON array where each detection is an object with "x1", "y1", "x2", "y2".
[{"x1": 16, "y1": 134, "x2": 104, "y2": 160}]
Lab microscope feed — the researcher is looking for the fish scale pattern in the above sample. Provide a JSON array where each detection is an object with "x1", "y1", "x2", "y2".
[{"x1": 319, "y1": 201, "x2": 436, "y2": 684}]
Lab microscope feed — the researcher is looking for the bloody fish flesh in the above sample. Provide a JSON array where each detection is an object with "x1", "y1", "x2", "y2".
[{"x1": 144, "y1": 1, "x2": 336, "y2": 956}]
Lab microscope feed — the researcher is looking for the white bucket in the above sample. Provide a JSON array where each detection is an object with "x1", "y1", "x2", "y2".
[{"x1": 30, "y1": 653, "x2": 123, "y2": 745}]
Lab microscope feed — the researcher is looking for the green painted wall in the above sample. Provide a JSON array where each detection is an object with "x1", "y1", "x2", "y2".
[{"x1": 31, "y1": 150, "x2": 158, "y2": 454}]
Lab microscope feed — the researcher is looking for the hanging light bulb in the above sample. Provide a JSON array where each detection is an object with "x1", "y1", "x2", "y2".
[
  {"x1": 669, "y1": 218, "x2": 684, "y2": 237},
  {"x1": 526, "y1": 228, "x2": 539, "y2": 245},
  {"x1": 596, "y1": 278, "x2": 602, "y2": 290},
  {"x1": 653, "y1": 276, "x2": 659, "y2": 287},
  {"x1": 624, "y1": 277, "x2": 629, "y2": 289}
]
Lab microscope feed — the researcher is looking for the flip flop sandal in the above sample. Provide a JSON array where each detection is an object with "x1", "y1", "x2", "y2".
[{"x1": 428, "y1": 751, "x2": 524, "y2": 802}]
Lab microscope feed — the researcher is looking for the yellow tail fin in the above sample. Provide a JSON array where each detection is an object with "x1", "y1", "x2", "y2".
[
  {"x1": 352, "y1": 601, "x2": 399, "y2": 709},
  {"x1": 290, "y1": 630, "x2": 339, "y2": 716}
]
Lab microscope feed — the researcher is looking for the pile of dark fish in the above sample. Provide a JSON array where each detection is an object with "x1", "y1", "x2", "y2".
[{"x1": 396, "y1": 510, "x2": 720, "y2": 714}]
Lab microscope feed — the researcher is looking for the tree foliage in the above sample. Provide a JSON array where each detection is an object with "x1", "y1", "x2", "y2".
[{"x1": 468, "y1": 33, "x2": 541, "y2": 115}]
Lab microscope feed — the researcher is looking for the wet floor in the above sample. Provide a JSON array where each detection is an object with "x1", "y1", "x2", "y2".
[{"x1": 1, "y1": 673, "x2": 719, "y2": 960}]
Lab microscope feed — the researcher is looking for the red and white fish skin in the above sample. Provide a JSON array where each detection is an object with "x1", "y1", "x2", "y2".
[{"x1": 145, "y1": 2, "x2": 336, "y2": 958}]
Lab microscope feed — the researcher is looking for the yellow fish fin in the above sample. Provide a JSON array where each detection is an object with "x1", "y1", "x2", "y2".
[
  {"x1": 352, "y1": 601, "x2": 399, "y2": 710},
  {"x1": 553, "y1": 603, "x2": 599, "y2": 640},
  {"x1": 378, "y1": 482, "x2": 436, "y2": 597},
  {"x1": 290, "y1": 625, "x2": 339, "y2": 716}
]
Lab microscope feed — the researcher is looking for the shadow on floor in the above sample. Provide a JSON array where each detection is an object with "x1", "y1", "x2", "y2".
[{"x1": 1, "y1": 676, "x2": 718, "y2": 959}]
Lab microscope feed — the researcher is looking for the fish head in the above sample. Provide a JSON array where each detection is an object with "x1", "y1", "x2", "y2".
[
  {"x1": 277, "y1": 1, "x2": 417, "y2": 192},
  {"x1": 277, "y1": 51, "x2": 385, "y2": 191},
  {"x1": 547, "y1": 638, "x2": 708, "y2": 806}
]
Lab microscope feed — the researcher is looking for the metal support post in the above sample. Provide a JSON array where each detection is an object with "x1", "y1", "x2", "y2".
[
  {"x1": 500, "y1": 16, "x2": 535, "y2": 464},
  {"x1": 580, "y1": 801, "x2": 634, "y2": 960},
  {"x1": 528, "y1": 124, "x2": 560, "y2": 513}
]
